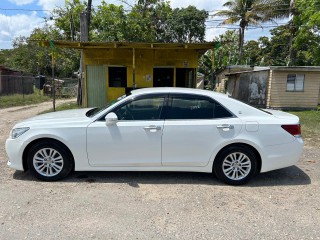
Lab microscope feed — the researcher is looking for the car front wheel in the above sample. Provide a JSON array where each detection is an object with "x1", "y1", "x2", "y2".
[
  {"x1": 27, "y1": 140, "x2": 73, "y2": 181},
  {"x1": 214, "y1": 146, "x2": 257, "y2": 185}
]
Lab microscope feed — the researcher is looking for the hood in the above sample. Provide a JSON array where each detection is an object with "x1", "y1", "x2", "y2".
[{"x1": 15, "y1": 108, "x2": 93, "y2": 127}]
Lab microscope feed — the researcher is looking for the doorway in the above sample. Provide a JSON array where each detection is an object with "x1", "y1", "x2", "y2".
[
  {"x1": 153, "y1": 68, "x2": 174, "y2": 87},
  {"x1": 176, "y1": 68, "x2": 195, "y2": 88}
]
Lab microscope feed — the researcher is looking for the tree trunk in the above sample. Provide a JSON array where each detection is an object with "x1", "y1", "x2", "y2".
[{"x1": 238, "y1": 26, "x2": 245, "y2": 64}]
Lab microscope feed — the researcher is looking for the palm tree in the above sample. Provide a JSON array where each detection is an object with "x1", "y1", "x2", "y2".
[{"x1": 214, "y1": 0, "x2": 291, "y2": 63}]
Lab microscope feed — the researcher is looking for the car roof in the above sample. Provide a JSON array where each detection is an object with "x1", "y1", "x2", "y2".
[{"x1": 131, "y1": 87, "x2": 229, "y2": 98}]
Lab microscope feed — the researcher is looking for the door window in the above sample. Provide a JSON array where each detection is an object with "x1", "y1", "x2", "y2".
[
  {"x1": 167, "y1": 96, "x2": 233, "y2": 119},
  {"x1": 114, "y1": 96, "x2": 165, "y2": 120}
]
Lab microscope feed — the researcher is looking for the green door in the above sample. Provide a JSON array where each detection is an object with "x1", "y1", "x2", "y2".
[{"x1": 86, "y1": 65, "x2": 107, "y2": 107}]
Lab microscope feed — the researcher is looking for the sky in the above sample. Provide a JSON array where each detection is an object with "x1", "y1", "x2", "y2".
[{"x1": 0, "y1": 0, "x2": 288, "y2": 49}]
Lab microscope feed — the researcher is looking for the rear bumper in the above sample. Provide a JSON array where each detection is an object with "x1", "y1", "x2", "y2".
[{"x1": 260, "y1": 137, "x2": 304, "y2": 172}]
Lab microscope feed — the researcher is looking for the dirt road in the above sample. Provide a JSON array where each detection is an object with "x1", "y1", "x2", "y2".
[{"x1": 0, "y1": 101, "x2": 319, "y2": 239}]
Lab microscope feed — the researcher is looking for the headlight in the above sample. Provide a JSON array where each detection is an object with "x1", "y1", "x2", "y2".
[{"x1": 11, "y1": 127, "x2": 30, "y2": 139}]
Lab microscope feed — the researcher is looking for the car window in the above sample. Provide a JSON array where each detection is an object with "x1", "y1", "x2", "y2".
[
  {"x1": 167, "y1": 96, "x2": 233, "y2": 120},
  {"x1": 114, "y1": 96, "x2": 165, "y2": 120}
]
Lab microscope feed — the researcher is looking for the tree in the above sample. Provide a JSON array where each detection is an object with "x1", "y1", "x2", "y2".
[
  {"x1": 198, "y1": 30, "x2": 239, "y2": 83},
  {"x1": 291, "y1": 0, "x2": 320, "y2": 65},
  {"x1": 91, "y1": 3, "x2": 126, "y2": 41},
  {"x1": 167, "y1": 6, "x2": 208, "y2": 43},
  {"x1": 214, "y1": 0, "x2": 291, "y2": 63},
  {"x1": 52, "y1": 0, "x2": 87, "y2": 41}
]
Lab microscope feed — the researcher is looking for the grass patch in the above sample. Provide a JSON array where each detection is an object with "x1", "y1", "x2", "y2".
[
  {"x1": 288, "y1": 110, "x2": 320, "y2": 140},
  {"x1": 0, "y1": 93, "x2": 50, "y2": 108},
  {"x1": 40, "y1": 102, "x2": 80, "y2": 114}
]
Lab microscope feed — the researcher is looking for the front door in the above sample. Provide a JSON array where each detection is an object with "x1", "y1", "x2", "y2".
[{"x1": 87, "y1": 95, "x2": 166, "y2": 167}]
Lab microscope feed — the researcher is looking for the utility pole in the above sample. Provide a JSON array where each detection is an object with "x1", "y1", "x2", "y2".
[{"x1": 78, "y1": 0, "x2": 92, "y2": 106}]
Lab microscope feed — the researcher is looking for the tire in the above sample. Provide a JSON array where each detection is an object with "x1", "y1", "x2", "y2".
[
  {"x1": 27, "y1": 140, "x2": 73, "y2": 181},
  {"x1": 214, "y1": 146, "x2": 257, "y2": 185}
]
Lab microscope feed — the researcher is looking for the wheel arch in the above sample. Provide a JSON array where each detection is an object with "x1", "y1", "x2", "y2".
[
  {"x1": 212, "y1": 142, "x2": 262, "y2": 174},
  {"x1": 22, "y1": 137, "x2": 75, "y2": 172}
]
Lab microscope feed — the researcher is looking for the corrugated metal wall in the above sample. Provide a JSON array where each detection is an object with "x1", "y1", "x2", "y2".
[{"x1": 86, "y1": 65, "x2": 107, "y2": 107}]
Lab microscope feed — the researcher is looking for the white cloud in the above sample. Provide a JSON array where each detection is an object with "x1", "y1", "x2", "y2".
[
  {"x1": 170, "y1": 0, "x2": 225, "y2": 10},
  {"x1": 37, "y1": 0, "x2": 65, "y2": 12},
  {"x1": 9, "y1": 0, "x2": 35, "y2": 6},
  {"x1": 0, "y1": 12, "x2": 44, "y2": 49}
]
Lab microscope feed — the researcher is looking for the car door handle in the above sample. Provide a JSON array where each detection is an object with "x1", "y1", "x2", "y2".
[
  {"x1": 143, "y1": 125, "x2": 161, "y2": 130},
  {"x1": 216, "y1": 124, "x2": 234, "y2": 130}
]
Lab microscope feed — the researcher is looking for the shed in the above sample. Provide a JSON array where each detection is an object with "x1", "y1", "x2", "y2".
[
  {"x1": 40, "y1": 41, "x2": 215, "y2": 107},
  {"x1": 0, "y1": 66, "x2": 34, "y2": 95},
  {"x1": 225, "y1": 66, "x2": 320, "y2": 110}
]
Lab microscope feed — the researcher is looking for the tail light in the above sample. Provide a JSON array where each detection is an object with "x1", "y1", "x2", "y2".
[{"x1": 281, "y1": 124, "x2": 301, "y2": 136}]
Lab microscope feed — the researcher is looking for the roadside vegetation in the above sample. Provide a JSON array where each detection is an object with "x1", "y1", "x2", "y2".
[
  {"x1": 0, "y1": 93, "x2": 50, "y2": 109},
  {"x1": 289, "y1": 109, "x2": 320, "y2": 140}
]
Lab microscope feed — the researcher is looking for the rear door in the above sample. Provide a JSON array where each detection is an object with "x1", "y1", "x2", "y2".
[{"x1": 161, "y1": 94, "x2": 243, "y2": 167}]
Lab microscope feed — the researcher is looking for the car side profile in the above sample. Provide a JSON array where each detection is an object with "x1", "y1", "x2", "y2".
[{"x1": 6, "y1": 88, "x2": 304, "y2": 185}]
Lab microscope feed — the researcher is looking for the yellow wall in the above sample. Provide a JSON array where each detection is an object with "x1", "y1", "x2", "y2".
[
  {"x1": 83, "y1": 48, "x2": 200, "y2": 106},
  {"x1": 268, "y1": 70, "x2": 320, "y2": 109}
]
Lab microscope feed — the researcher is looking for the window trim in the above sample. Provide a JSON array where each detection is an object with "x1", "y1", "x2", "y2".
[{"x1": 286, "y1": 74, "x2": 305, "y2": 92}]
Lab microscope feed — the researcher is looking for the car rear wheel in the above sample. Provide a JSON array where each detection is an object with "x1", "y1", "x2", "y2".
[
  {"x1": 27, "y1": 140, "x2": 73, "y2": 181},
  {"x1": 214, "y1": 146, "x2": 257, "y2": 185}
]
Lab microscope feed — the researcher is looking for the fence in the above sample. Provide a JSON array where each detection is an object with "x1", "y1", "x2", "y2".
[
  {"x1": 43, "y1": 78, "x2": 78, "y2": 98},
  {"x1": 0, "y1": 73, "x2": 78, "y2": 98},
  {"x1": 0, "y1": 74, "x2": 34, "y2": 96}
]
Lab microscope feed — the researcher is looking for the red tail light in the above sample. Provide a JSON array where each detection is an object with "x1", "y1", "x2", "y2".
[{"x1": 281, "y1": 124, "x2": 301, "y2": 136}]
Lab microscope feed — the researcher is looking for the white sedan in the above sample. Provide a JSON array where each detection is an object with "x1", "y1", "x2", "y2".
[{"x1": 6, "y1": 88, "x2": 303, "y2": 185}]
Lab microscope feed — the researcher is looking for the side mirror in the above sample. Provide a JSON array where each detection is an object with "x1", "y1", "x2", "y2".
[{"x1": 105, "y1": 112, "x2": 118, "y2": 125}]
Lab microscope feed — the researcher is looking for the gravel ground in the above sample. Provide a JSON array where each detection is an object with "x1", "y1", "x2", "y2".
[{"x1": 0, "y1": 100, "x2": 319, "y2": 240}]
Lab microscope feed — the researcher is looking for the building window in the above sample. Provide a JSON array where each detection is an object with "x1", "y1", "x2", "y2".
[
  {"x1": 109, "y1": 67, "x2": 127, "y2": 87},
  {"x1": 287, "y1": 74, "x2": 304, "y2": 91}
]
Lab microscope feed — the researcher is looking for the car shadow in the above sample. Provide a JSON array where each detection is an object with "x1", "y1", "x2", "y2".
[{"x1": 13, "y1": 165, "x2": 311, "y2": 187}]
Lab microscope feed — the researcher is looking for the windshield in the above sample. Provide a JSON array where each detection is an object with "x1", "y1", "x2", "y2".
[{"x1": 86, "y1": 94, "x2": 128, "y2": 117}]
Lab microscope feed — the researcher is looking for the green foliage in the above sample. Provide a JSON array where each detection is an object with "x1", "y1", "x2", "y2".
[
  {"x1": 52, "y1": 0, "x2": 87, "y2": 41},
  {"x1": 292, "y1": 0, "x2": 320, "y2": 65},
  {"x1": 92, "y1": 2, "x2": 126, "y2": 41},
  {"x1": 214, "y1": 0, "x2": 291, "y2": 62},
  {"x1": 288, "y1": 110, "x2": 320, "y2": 142},
  {"x1": 167, "y1": 6, "x2": 208, "y2": 43}
]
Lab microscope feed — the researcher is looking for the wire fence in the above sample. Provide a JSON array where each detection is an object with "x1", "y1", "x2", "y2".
[{"x1": 0, "y1": 74, "x2": 78, "y2": 98}]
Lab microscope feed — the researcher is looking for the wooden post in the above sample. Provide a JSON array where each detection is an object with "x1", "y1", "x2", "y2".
[
  {"x1": 212, "y1": 47, "x2": 215, "y2": 90},
  {"x1": 132, "y1": 48, "x2": 136, "y2": 88},
  {"x1": 52, "y1": 52, "x2": 56, "y2": 112},
  {"x1": 79, "y1": 11, "x2": 89, "y2": 107}
]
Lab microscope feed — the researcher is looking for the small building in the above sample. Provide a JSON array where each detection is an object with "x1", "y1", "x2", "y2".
[
  {"x1": 225, "y1": 66, "x2": 320, "y2": 110},
  {"x1": 215, "y1": 65, "x2": 253, "y2": 92},
  {"x1": 40, "y1": 41, "x2": 215, "y2": 107}
]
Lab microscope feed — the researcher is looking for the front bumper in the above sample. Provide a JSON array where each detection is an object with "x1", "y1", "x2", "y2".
[{"x1": 5, "y1": 138, "x2": 27, "y2": 171}]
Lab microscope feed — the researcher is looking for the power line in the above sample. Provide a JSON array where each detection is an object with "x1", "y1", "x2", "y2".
[{"x1": 0, "y1": 8, "x2": 51, "y2": 12}]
